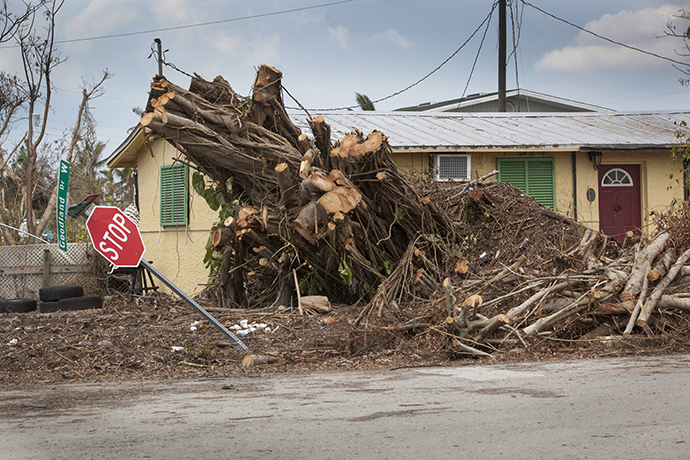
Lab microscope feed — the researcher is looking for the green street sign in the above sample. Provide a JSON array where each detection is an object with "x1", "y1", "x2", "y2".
[{"x1": 57, "y1": 160, "x2": 70, "y2": 251}]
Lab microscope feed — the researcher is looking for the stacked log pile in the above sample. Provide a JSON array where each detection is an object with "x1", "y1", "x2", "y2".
[{"x1": 139, "y1": 65, "x2": 690, "y2": 358}]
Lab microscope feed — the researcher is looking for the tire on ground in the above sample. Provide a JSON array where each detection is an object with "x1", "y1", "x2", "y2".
[
  {"x1": 39, "y1": 285, "x2": 84, "y2": 302},
  {"x1": 40, "y1": 296, "x2": 103, "y2": 313},
  {"x1": 39, "y1": 301, "x2": 61, "y2": 313},
  {"x1": 0, "y1": 299, "x2": 37, "y2": 313}
]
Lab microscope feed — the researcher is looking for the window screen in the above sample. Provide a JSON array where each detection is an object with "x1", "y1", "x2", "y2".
[
  {"x1": 435, "y1": 154, "x2": 471, "y2": 181},
  {"x1": 160, "y1": 163, "x2": 188, "y2": 226}
]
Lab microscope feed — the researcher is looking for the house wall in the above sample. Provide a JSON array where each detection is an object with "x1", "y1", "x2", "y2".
[
  {"x1": 136, "y1": 140, "x2": 218, "y2": 295},
  {"x1": 392, "y1": 149, "x2": 685, "y2": 234}
]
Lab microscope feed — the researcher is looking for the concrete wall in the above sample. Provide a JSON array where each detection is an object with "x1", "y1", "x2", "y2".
[
  {"x1": 392, "y1": 149, "x2": 686, "y2": 234},
  {"x1": 136, "y1": 140, "x2": 218, "y2": 296}
]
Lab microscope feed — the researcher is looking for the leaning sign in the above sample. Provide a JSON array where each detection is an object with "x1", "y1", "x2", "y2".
[
  {"x1": 56, "y1": 160, "x2": 70, "y2": 251},
  {"x1": 84, "y1": 205, "x2": 248, "y2": 351},
  {"x1": 85, "y1": 206, "x2": 145, "y2": 268}
]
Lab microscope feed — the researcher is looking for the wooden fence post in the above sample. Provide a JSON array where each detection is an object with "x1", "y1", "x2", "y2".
[{"x1": 42, "y1": 248, "x2": 50, "y2": 287}]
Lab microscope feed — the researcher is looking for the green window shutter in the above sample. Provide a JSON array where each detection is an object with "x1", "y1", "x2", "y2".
[
  {"x1": 526, "y1": 159, "x2": 555, "y2": 211},
  {"x1": 497, "y1": 157, "x2": 555, "y2": 211},
  {"x1": 160, "y1": 163, "x2": 188, "y2": 226}
]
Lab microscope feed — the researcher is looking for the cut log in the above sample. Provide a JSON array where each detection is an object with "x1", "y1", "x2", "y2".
[
  {"x1": 294, "y1": 201, "x2": 328, "y2": 242},
  {"x1": 241, "y1": 354, "x2": 278, "y2": 367},
  {"x1": 443, "y1": 278, "x2": 454, "y2": 318},
  {"x1": 523, "y1": 294, "x2": 590, "y2": 336},
  {"x1": 637, "y1": 247, "x2": 690, "y2": 327},
  {"x1": 210, "y1": 226, "x2": 234, "y2": 250},
  {"x1": 300, "y1": 148, "x2": 315, "y2": 179},
  {"x1": 657, "y1": 295, "x2": 690, "y2": 311},
  {"x1": 300, "y1": 295, "x2": 332, "y2": 313},
  {"x1": 476, "y1": 314, "x2": 510, "y2": 341},
  {"x1": 308, "y1": 115, "x2": 331, "y2": 162},
  {"x1": 454, "y1": 260, "x2": 469, "y2": 275},
  {"x1": 310, "y1": 171, "x2": 335, "y2": 192},
  {"x1": 331, "y1": 131, "x2": 384, "y2": 159},
  {"x1": 275, "y1": 162, "x2": 298, "y2": 209},
  {"x1": 620, "y1": 232, "x2": 669, "y2": 311},
  {"x1": 647, "y1": 248, "x2": 676, "y2": 282}
]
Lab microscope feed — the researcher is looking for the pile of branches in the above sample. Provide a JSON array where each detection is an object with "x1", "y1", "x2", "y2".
[
  {"x1": 139, "y1": 65, "x2": 690, "y2": 357},
  {"x1": 349, "y1": 197, "x2": 690, "y2": 358}
]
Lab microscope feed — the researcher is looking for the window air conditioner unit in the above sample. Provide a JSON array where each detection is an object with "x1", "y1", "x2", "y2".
[{"x1": 435, "y1": 154, "x2": 470, "y2": 181}]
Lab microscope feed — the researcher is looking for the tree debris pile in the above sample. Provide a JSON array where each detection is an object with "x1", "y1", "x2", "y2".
[
  {"x1": 142, "y1": 65, "x2": 456, "y2": 311},
  {"x1": 133, "y1": 65, "x2": 690, "y2": 363}
]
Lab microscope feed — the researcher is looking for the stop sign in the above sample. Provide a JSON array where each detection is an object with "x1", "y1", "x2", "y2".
[{"x1": 86, "y1": 206, "x2": 145, "y2": 268}]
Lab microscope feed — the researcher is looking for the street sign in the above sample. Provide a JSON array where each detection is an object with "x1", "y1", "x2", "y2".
[
  {"x1": 56, "y1": 160, "x2": 70, "y2": 251},
  {"x1": 86, "y1": 206, "x2": 145, "y2": 268}
]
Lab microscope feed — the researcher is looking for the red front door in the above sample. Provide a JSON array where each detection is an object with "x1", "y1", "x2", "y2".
[{"x1": 598, "y1": 164, "x2": 641, "y2": 242}]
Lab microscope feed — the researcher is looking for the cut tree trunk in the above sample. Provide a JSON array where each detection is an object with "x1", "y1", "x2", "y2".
[{"x1": 620, "y1": 232, "x2": 669, "y2": 311}]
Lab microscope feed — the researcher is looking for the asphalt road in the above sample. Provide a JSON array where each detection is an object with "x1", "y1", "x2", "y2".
[{"x1": 2, "y1": 354, "x2": 690, "y2": 460}]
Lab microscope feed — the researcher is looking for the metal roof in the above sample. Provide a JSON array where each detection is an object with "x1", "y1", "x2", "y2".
[
  {"x1": 292, "y1": 111, "x2": 690, "y2": 152},
  {"x1": 394, "y1": 89, "x2": 614, "y2": 113}
]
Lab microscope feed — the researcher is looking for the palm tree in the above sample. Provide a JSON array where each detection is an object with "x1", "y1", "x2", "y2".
[{"x1": 355, "y1": 93, "x2": 375, "y2": 111}]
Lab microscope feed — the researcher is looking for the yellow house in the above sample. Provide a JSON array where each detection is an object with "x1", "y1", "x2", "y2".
[
  {"x1": 309, "y1": 111, "x2": 690, "y2": 241},
  {"x1": 107, "y1": 126, "x2": 217, "y2": 295},
  {"x1": 109, "y1": 110, "x2": 690, "y2": 293}
]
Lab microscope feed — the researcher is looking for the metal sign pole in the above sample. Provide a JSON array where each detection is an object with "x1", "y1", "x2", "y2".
[
  {"x1": 140, "y1": 260, "x2": 249, "y2": 352},
  {"x1": 81, "y1": 205, "x2": 248, "y2": 352}
]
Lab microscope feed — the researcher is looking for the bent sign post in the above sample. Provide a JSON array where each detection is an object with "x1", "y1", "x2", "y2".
[{"x1": 85, "y1": 206, "x2": 248, "y2": 352}]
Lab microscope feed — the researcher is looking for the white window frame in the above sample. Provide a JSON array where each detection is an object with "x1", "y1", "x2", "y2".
[
  {"x1": 434, "y1": 154, "x2": 471, "y2": 181},
  {"x1": 601, "y1": 168, "x2": 633, "y2": 187}
]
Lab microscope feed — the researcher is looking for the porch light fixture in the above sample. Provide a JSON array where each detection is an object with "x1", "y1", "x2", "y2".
[{"x1": 588, "y1": 151, "x2": 603, "y2": 170}]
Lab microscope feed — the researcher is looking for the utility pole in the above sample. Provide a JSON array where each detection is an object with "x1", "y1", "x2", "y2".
[
  {"x1": 154, "y1": 38, "x2": 163, "y2": 76},
  {"x1": 498, "y1": 0, "x2": 507, "y2": 112}
]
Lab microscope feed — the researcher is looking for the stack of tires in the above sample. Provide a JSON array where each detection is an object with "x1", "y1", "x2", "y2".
[
  {"x1": 0, "y1": 298, "x2": 37, "y2": 314},
  {"x1": 39, "y1": 285, "x2": 103, "y2": 313}
]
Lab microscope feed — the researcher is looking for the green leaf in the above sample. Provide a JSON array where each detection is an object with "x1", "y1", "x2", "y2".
[
  {"x1": 206, "y1": 192, "x2": 220, "y2": 211},
  {"x1": 192, "y1": 171, "x2": 206, "y2": 196},
  {"x1": 339, "y1": 256, "x2": 353, "y2": 285}
]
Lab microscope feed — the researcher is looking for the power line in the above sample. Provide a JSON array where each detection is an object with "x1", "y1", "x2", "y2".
[
  {"x1": 292, "y1": 1, "x2": 500, "y2": 111},
  {"x1": 521, "y1": 0, "x2": 690, "y2": 68},
  {"x1": 461, "y1": 6, "x2": 494, "y2": 100},
  {"x1": 0, "y1": 0, "x2": 354, "y2": 50}
]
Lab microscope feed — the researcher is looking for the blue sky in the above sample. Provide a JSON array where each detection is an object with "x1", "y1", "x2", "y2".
[{"x1": 3, "y1": 0, "x2": 690, "y2": 157}]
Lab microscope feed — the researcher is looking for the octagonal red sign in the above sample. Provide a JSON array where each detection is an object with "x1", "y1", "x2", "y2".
[{"x1": 86, "y1": 206, "x2": 145, "y2": 268}]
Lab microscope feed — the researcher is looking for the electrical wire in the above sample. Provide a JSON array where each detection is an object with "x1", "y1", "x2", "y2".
[
  {"x1": 292, "y1": 1, "x2": 500, "y2": 111},
  {"x1": 0, "y1": 0, "x2": 354, "y2": 50},
  {"x1": 509, "y1": 0, "x2": 522, "y2": 111},
  {"x1": 521, "y1": 0, "x2": 690, "y2": 68},
  {"x1": 460, "y1": 6, "x2": 494, "y2": 100}
]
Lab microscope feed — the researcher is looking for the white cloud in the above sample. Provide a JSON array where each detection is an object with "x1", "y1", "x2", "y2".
[
  {"x1": 64, "y1": 0, "x2": 141, "y2": 41},
  {"x1": 211, "y1": 32, "x2": 282, "y2": 66},
  {"x1": 329, "y1": 25, "x2": 349, "y2": 50},
  {"x1": 536, "y1": 4, "x2": 689, "y2": 71},
  {"x1": 148, "y1": 0, "x2": 191, "y2": 24},
  {"x1": 368, "y1": 29, "x2": 411, "y2": 48}
]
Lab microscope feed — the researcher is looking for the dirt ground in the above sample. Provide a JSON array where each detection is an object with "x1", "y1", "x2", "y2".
[
  {"x1": 3, "y1": 183, "x2": 690, "y2": 385},
  {"x1": 1, "y1": 291, "x2": 686, "y2": 386}
]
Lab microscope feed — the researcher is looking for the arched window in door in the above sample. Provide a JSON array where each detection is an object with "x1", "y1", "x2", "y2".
[{"x1": 601, "y1": 168, "x2": 633, "y2": 187}]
